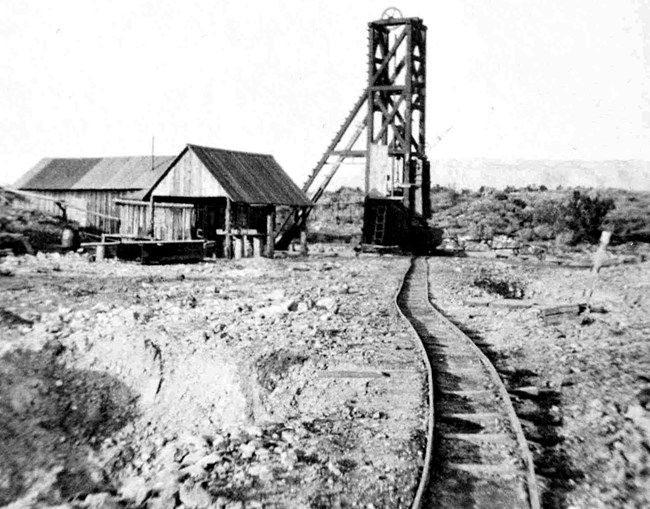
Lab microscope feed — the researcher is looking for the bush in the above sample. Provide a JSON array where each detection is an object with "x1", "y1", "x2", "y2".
[
  {"x1": 564, "y1": 191, "x2": 615, "y2": 244},
  {"x1": 511, "y1": 198, "x2": 527, "y2": 209},
  {"x1": 518, "y1": 227, "x2": 534, "y2": 242},
  {"x1": 428, "y1": 185, "x2": 640, "y2": 246},
  {"x1": 473, "y1": 268, "x2": 526, "y2": 299},
  {"x1": 530, "y1": 199, "x2": 563, "y2": 227},
  {"x1": 533, "y1": 224, "x2": 555, "y2": 240}
]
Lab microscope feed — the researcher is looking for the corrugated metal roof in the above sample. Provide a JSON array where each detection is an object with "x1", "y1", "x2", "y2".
[
  {"x1": 183, "y1": 144, "x2": 311, "y2": 206},
  {"x1": 72, "y1": 156, "x2": 174, "y2": 190},
  {"x1": 13, "y1": 158, "x2": 56, "y2": 188},
  {"x1": 17, "y1": 156, "x2": 174, "y2": 191},
  {"x1": 18, "y1": 158, "x2": 101, "y2": 190}
]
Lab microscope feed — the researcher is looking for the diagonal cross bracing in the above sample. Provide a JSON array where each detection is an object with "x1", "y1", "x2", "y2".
[{"x1": 274, "y1": 16, "x2": 428, "y2": 250}]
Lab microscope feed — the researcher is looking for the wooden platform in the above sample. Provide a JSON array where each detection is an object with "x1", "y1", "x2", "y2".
[
  {"x1": 82, "y1": 238, "x2": 207, "y2": 264},
  {"x1": 116, "y1": 240, "x2": 206, "y2": 264}
]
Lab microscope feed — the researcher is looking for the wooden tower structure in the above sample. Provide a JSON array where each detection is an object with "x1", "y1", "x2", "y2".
[
  {"x1": 275, "y1": 11, "x2": 433, "y2": 251},
  {"x1": 366, "y1": 15, "x2": 429, "y2": 217}
]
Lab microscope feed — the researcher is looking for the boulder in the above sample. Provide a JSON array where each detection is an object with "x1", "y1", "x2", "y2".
[
  {"x1": 266, "y1": 289, "x2": 286, "y2": 301},
  {"x1": 239, "y1": 441, "x2": 257, "y2": 459},
  {"x1": 248, "y1": 464, "x2": 273, "y2": 482},
  {"x1": 119, "y1": 476, "x2": 149, "y2": 506},
  {"x1": 83, "y1": 492, "x2": 120, "y2": 509},
  {"x1": 196, "y1": 452, "x2": 223, "y2": 469},
  {"x1": 315, "y1": 297, "x2": 338, "y2": 313},
  {"x1": 179, "y1": 482, "x2": 213, "y2": 509}
]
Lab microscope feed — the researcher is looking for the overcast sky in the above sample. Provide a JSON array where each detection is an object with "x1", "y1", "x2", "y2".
[{"x1": 1, "y1": 0, "x2": 648, "y2": 187}]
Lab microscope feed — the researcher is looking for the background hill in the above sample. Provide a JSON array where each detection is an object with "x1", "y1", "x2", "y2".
[
  {"x1": 430, "y1": 159, "x2": 650, "y2": 192},
  {"x1": 308, "y1": 184, "x2": 650, "y2": 247}
]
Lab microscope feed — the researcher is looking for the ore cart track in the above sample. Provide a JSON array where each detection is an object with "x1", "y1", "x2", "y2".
[{"x1": 399, "y1": 258, "x2": 541, "y2": 509}]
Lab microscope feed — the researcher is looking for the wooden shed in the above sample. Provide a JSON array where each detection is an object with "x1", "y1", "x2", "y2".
[
  {"x1": 14, "y1": 156, "x2": 174, "y2": 232},
  {"x1": 117, "y1": 144, "x2": 311, "y2": 258}
]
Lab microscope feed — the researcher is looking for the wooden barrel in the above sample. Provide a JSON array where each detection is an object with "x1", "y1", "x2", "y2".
[
  {"x1": 61, "y1": 228, "x2": 79, "y2": 250},
  {"x1": 96, "y1": 244, "x2": 106, "y2": 261}
]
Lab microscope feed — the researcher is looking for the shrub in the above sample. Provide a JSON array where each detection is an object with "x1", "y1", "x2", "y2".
[
  {"x1": 530, "y1": 199, "x2": 564, "y2": 231},
  {"x1": 533, "y1": 224, "x2": 555, "y2": 240},
  {"x1": 564, "y1": 191, "x2": 615, "y2": 244},
  {"x1": 511, "y1": 198, "x2": 527, "y2": 209},
  {"x1": 518, "y1": 227, "x2": 534, "y2": 242},
  {"x1": 473, "y1": 268, "x2": 526, "y2": 299}
]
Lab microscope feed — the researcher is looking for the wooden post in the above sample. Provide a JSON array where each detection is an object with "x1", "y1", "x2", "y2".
[
  {"x1": 148, "y1": 195, "x2": 155, "y2": 239},
  {"x1": 586, "y1": 231, "x2": 612, "y2": 307},
  {"x1": 300, "y1": 207, "x2": 308, "y2": 256},
  {"x1": 224, "y1": 199, "x2": 233, "y2": 259},
  {"x1": 253, "y1": 237, "x2": 263, "y2": 257},
  {"x1": 234, "y1": 235, "x2": 243, "y2": 259},
  {"x1": 96, "y1": 233, "x2": 106, "y2": 261},
  {"x1": 244, "y1": 234, "x2": 253, "y2": 258},
  {"x1": 55, "y1": 201, "x2": 67, "y2": 222},
  {"x1": 266, "y1": 206, "x2": 275, "y2": 258}
]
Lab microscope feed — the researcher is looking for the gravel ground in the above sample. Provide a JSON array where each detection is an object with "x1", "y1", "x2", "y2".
[
  {"x1": 427, "y1": 253, "x2": 650, "y2": 509},
  {"x1": 0, "y1": 249, "x2": 426, "y2": 509},
  {"x1": 3, "y1": 244, "x2": 648, "y2": 509}
]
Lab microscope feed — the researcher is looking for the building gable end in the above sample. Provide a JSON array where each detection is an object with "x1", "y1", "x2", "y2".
[{"x1": 151, "y1": 148, "x2": 230, "y2": 199}]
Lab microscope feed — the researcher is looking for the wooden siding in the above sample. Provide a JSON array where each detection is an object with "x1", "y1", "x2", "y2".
[
  {"x1": 12, "y1": 190, "x2": 126, "y2": 232},
  {"x1": 83, "y1": 190, "x2": 128, "y2": 232},
  {"x1": 13, "y1": 191, "x2": 83, "y2": 223},
  {"x1": 153, "y1": 150, "x2": 229, "y2": 198},
  {"x1": 116, "y1": 200, "x2": 193, "y2": 240},
  {"x1": 116, "y1": 200, "x2": 150, "y2": 238}
]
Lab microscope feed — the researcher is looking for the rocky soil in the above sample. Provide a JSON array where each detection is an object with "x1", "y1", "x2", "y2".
[
  {"x1": 2, "y1": 235, "x2": 649, "y2": 509},
  {"x1": 0, "y1": 249, "x2": 426, "y2": 509},
  {"x1": 427, "y1": 251, "x2": 650, "y2": 509}
]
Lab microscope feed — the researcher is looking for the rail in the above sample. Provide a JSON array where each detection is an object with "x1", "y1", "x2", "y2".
[
  {"x1": 394, "y1": 258, "x2": 435, "y2": 509},
  {"x1": 400, "y1": 257, "x2": 540, "y2": 509}
]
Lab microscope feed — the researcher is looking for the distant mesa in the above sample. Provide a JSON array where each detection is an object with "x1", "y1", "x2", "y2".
[{"x1": 430, "y1": 159, "x2": 650, "y2": 192}]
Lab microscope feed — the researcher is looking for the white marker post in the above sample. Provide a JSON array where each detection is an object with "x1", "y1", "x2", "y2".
[{"x1": 585, "y1": 230, "x2": 611, "y2": 309}]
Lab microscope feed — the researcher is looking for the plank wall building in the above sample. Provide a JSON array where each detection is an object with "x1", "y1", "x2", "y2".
[
  {"x1": 14, "y1": 144, "x2": 310, "y2": 258},
  {"x1": 118, "y1": 144, "x2": 312, "y2": 257},
  {"x1": 14, "y1": 156, "x2": 174, "y2": 232}
]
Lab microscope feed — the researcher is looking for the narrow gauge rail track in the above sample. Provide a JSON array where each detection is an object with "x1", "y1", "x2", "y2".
[{"x1": 399, "y1": 257, "x2": 540, "y2": 509}]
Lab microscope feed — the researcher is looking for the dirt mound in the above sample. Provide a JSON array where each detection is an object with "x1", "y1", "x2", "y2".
[{"x1": 0, "y1": 203, "x2": 77, "y2": 254}]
